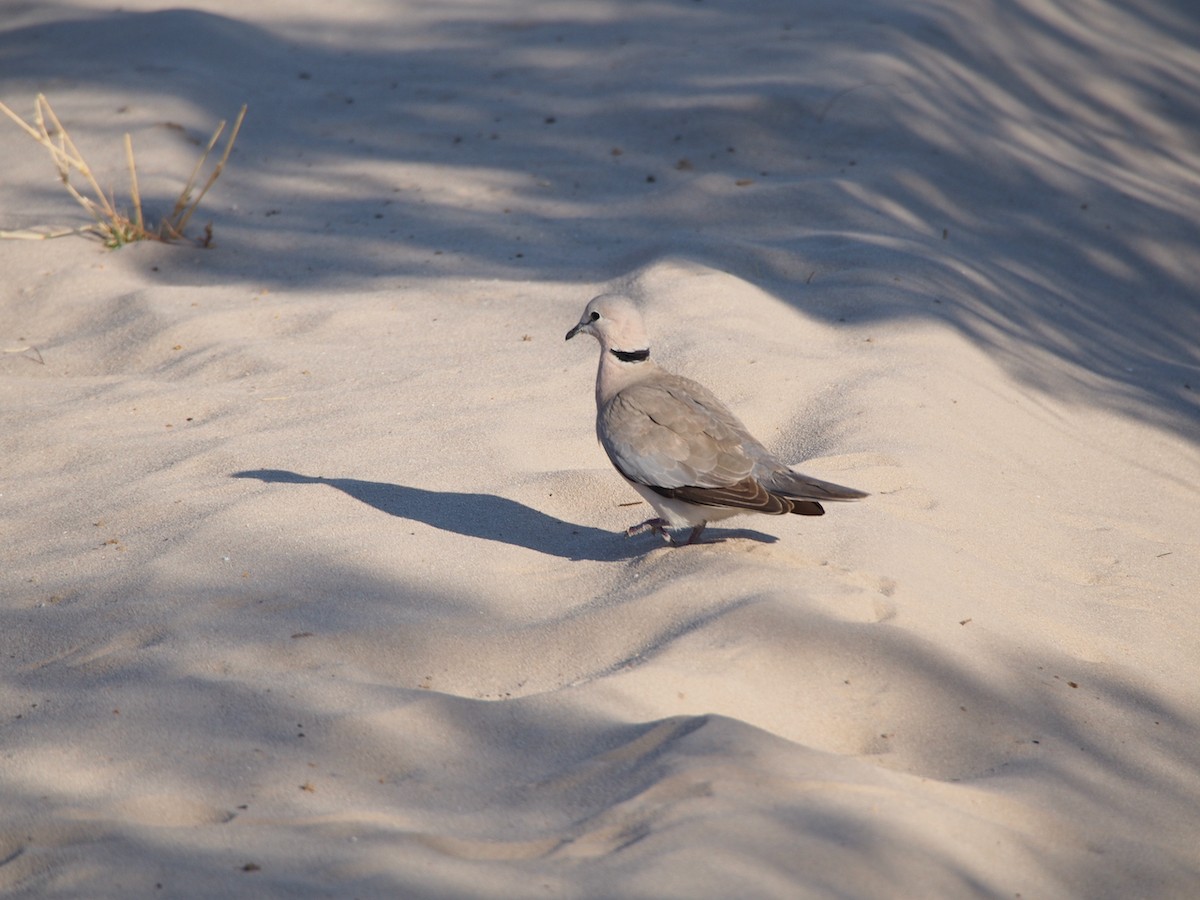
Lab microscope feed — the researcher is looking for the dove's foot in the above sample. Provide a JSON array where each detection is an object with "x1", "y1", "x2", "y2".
[
  {"x1": 626, "y1": 519, "x2": 708, "y2": 547},
  {"x1": 626, "y1": 518, "x2": 673, "y2": 543}
]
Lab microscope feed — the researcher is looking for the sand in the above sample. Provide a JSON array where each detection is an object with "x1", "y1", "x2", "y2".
[{"x1": 2, "y1": 0, "x2": 1198, "y2": 897}]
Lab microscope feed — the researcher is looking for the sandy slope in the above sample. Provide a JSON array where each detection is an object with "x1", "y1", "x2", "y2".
[{"x1": 2, "y1": 1, "x2": 1198, "y2": 897}]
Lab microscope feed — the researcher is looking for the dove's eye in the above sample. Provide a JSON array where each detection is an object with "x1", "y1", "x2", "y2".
[{"x1": 590, "y1": 311, "x2": 601, "y2": 321}]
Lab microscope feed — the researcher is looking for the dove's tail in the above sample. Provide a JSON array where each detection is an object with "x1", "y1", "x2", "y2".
[{"x1": 767, "y1": 471, "x2": 869, "y2": 515}]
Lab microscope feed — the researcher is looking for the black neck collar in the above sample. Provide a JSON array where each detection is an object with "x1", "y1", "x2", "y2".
[{"x1": 610, "y1": 348, "x2": 650, "y2": 363}]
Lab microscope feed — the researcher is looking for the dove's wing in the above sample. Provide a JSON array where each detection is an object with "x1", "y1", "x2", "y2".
[
  {"x1": 599, "y1": 372, "x2": 867, "y2": 514},
  {"x1": 598, "y1": 374, "x2": 798, "y2": 510}
]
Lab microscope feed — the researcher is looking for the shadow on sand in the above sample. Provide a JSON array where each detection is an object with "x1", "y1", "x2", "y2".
[{"x1": 231, "y1": 469, "x2": 776, "y2": 562}]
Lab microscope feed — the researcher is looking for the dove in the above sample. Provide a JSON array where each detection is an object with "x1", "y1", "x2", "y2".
[{"x1": 565, "y1": 294, "x2": 867, "y2": 545}]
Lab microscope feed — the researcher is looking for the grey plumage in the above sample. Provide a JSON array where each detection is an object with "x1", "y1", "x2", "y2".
[{"x1": 566, "y1": 294, "x2": 867, "y2": 545}]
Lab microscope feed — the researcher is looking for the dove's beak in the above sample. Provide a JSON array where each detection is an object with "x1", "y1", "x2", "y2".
[{"x1": 565, "y1": 321, "x2": 585, "y2": 341}]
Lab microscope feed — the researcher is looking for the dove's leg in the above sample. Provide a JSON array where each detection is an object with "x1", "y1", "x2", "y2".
[{"x1": 683, "y1": 524, "x2": 707, "y2": 545}]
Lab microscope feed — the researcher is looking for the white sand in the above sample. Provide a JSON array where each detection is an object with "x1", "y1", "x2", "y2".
[{"x1": 2, "y1": 0, "x2": 1198, "y2": 896}]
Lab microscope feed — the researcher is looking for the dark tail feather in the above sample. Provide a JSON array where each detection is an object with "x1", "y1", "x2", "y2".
[{"x1": 787, "y1": 500, "x2": 825, "y2": 516}]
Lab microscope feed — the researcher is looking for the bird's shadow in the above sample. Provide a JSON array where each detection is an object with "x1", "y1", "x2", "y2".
[{"x1": 231, "y1": 469, "x2": 777, "y2": 562}]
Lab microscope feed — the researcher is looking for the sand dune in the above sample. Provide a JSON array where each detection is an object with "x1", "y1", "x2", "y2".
[{"x1": 2, "y1": 0, "x2": 1198, "y2": 897}]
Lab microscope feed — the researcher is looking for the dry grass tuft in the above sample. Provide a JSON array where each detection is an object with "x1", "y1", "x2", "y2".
[{"x1": 0, "y1": 94, "x2": 246, "y2": 248}]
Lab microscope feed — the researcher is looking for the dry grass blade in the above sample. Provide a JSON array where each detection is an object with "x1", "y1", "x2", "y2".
[
  {"x1": 0, "y1": 94, "x2": 246, "y2": 248},
  {"x1": 164, "y1": 104, "x2": 247, "y2": 239},
  {"x1": 0, "y1": 94, "x2": 118, "y2": 230},
  {"x1": 3, "y1": 344, "x2": 46, "y2": 364},
  {"x1": 0, "y1": 226, "x2": 85, "y2": 240},
  {"x1": 125, "y1": 132, "x2": 144, "y2": 233}
]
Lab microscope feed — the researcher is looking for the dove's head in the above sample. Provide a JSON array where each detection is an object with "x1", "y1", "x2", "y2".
[{"x1": 565, "y1": 294, "x2": 650, "y2": 356}]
